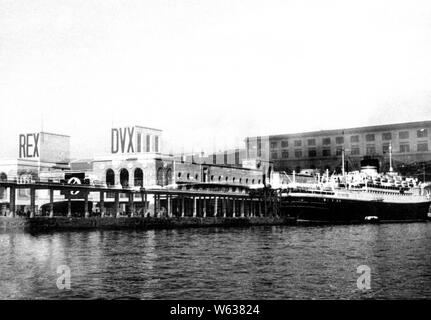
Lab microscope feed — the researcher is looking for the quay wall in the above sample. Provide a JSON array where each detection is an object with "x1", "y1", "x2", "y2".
[{"x1": 0, "y1": 216, "x2": 296, "y2": 233}]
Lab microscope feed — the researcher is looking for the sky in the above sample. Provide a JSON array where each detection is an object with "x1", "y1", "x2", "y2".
[{"x1": 1, "y1": 0, "x2": 431, "y2": 159}]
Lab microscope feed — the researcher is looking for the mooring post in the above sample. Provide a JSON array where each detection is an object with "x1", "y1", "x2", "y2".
[
  {"x1": 30, "y1": 187, "x2": 36, "y2": 218},
  {"x1": 49, "y1": 188, "x2": 54, "y2": 218},
  {"x1": 100, "y1": 191, "x2": 105, "y2": 218}
]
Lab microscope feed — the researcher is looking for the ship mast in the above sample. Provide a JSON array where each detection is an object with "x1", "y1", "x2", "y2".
[
  {"x1": 342, "y1": 148, "x2": 345, "y2": 177},
  {"x1": 389, "y1": 141, "x2": 393, "y2": 172}
]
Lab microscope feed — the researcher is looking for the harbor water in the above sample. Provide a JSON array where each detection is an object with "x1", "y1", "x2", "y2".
[{"x1": 1, "y1": 223, "x2": 431, "y2": 299}]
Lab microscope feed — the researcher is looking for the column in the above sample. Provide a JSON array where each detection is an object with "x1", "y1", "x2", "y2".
[
  {"x1": 214, "y1": 197, "x2": 218, "y2": 217},
  {"x1": 167, "y1": 194, "x2": 172, "y2": 217},
  {"x1": 153, "y1": 194, "x2": 158, "y2": 217},
  {"x1": 193, "y1": 197, "x2": 197, "y2": 217},
  {"x1": 232, "y1": 198, "x2": 236, "y2": 217},
  {"x1": 181, "y1": 196, "x2": 185, "y2": 217},
  {"x1": 67, "y1": 192, "x2": 72, "y2": 218},
  {"x1": 49, "y1": 189, "x2": 54, "y2": 218},
  {"x1": 30, "y1": 187, "x2": 36, "y2": 218},
  {"x1": 115, "y1": 192, "x2": 120, "y2": 218},
  {"x1": 9, "y1": 187, "x2": 16, "y2": 217},
  {"x1": 141, "y1": 191, "x2": 146, "y2": 217},
  {"x1": 202, "y1": 197, "x2": 207, "y2": 218},
  {"x1": 240, "y1": 198, "x2": 245, "y2": 217},
  {"x1": 259, "y1": 200, "x2": 262, "y2": 217},
  {"x1": 128, "y1": 193, "x2": 134, "y2": 217},
  {"x1": 100, "y1": 191, "x2": 105, "y2": 218},
  {"x1": 84, "y1": 191, "x2": 89, "y2": 218},
  {"x1": 222, "y1": 197, "x2": 227, "y2": 218}
]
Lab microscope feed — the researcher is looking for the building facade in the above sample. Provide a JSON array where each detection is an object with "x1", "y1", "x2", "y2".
[{"x1": 246, "y1": 120, "x2": 431, "y2": 178}]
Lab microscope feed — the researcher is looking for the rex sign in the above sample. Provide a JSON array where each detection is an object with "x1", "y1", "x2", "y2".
[{"x1": 19, "y1": 133, "x2": 40, "y2": 158}]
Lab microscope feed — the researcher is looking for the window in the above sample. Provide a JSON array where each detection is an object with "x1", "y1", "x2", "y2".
[
  {"x1": 308, "y1": 149, "x2": 317, "y2": 157},
  {"x1": 154, "y1": 136, "x2": 159, "y2": 152},
  {"x1": 417, "y1": 129, "x2": 428, "y2": 138},
  {"x1": 350, "y1": 135, "x2": 359, "y2": 143},
  {"x1": 418, "y1": 142, "x2": 428, "y2": 152},
  {"x1": 294, "y1": 150, "x2": 302, "y2": 158},
  {"x1": 270, "y1": 142, "x2": 278, "y2": 149},
  {"x1": 257, "y1": 137, "x2": 262, "y2": 157},
  {"x1": 335, "y1": 136, "x2": 344, "y2": 144},
  {"x1": 382, "y1": 143, "x2": 390, "y2": 154},
  {"x1": 351, "y1": 147, "x2": 360, "y2": 155},
  {"x1": 282, "y1": 150, "x2": 289, "y2": 158},
  {"x1": 322, "y1": 138, "x2": 331, "y2": 145},
  {"x1": 137, "y1": 134, "x2": 142, "y2": 152},
  {"x1": 294, "y1": 140, "x2": 302, "y2": 147},
  {"x1": 281, "y1": 141, "x2": 289, "y2": 148},
  {"x1": 399, "y1": 131, "x2": 409, "y2": 139},
  {"x1": 146, "y1": 135, "x2": 151, "y2": 152},
  {"x1": 366, "y1": 145, "x2": 376, "y2": 155},
  {"x1": 382, "y1": 132, "x2": 392, "y2": 141},
  {"x1": 307, "y1": 139, "x2": 316, "y2": 146},
  {"x1": 322, "y1": 149, "x2": 331, "y2": 157},
  {"x1": 365, "y1": 134, "x2": 375, "y2": 142},
  {"x1": 400, "y1": 144, "x2": 410, "y2": 153},
  {"x1": 271, "y1": 152, "x2": 278, "y2": 159},
  {"x1": 336, "y1": 147, "x2": 343, "y2": 156}
]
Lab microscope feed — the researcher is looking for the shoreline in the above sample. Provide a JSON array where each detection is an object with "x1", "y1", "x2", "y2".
[{"x1": 0, "y1": 216, "x2": 296, "y2": 233}]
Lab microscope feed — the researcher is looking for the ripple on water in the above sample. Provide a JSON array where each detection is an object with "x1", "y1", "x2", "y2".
[{"x1": 0, "y1": 223, "x2": 431, "y2": 299}]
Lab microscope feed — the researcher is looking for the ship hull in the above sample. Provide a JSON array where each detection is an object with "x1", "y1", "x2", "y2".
[{"x1": 281, "y1": 195, "x2": 431, "y2": 223}]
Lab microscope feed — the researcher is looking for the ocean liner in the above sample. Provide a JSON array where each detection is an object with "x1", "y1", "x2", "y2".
[{"x1": 278, "y1": 153, "x2": 431, "y2": 223}]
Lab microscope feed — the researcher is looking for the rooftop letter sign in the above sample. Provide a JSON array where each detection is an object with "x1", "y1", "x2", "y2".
[{"x1": 19, "y1": 133, "x2": 40, "y2": 158}]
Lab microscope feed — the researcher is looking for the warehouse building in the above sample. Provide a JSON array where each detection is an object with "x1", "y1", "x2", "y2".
[{"x1": 245, "y1": 120, "x2": 431, "y2": 179}]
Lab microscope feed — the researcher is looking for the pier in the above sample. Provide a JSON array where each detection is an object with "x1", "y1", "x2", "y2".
[{"x1": 0, "y1": 180, "x2": 293, "y2": 232}]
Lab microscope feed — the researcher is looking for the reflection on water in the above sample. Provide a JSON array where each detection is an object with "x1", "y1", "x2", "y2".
[{"x1": 1, "y1": 223, "x2": 431, "y2": 299}]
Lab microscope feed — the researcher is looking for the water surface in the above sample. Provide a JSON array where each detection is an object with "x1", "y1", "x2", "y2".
[{"x1": 1, "y1": 223, "x2": 430, "y2": 299}]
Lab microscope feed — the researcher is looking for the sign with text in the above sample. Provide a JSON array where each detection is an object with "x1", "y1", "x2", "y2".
[
  {"x1": 19, "y1": 133, "x2": 40, "y2": 158},
  {"x1": 111, "y1": 126, "x2": 162, "y2": 154}
]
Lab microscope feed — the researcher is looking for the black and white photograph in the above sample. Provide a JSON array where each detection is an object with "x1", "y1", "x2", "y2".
[{"x1": 0, "y1": 0, "x2": 430, "y2": 312}]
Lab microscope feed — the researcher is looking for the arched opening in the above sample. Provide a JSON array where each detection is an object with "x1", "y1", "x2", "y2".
[
  {"x1": 178, "y1": 172, "x2": 182, "y2": 178},
  {"x1": 134, "y1": 168, "x2": 143, "y2": 187},
  {"x1": 106, "y1": 169, "x2": 115, "y2": 186},
  {"x1": 120, "y1": 169, "x2": 129, "y2": 187},
  {"x1": 166, "y1": 168, "x2": 172, "y2": 185},
  {"x1": 195, "y1": 174, "x2": 199, "y2": 181},
  {"x1": 187, "y1": 173, "x2": 190, "y2": 180}
]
